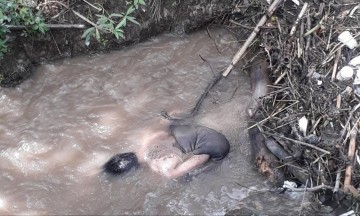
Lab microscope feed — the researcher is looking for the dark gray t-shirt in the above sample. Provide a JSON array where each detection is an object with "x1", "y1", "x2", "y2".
[{"x1": 170, "y1": 125, "x2": 230, "y2": 161}]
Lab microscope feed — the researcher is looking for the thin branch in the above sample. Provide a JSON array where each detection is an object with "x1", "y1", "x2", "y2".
[
  {"x1": 322, "y1": 32, "x2": 360, "y2": 65},
  {"x1": 248, "y1": 101, "x2": 299, "y2": 129},
  {"x1": 83, "y1": 0, "x2": 102, "y2": 12},
  {"x1": 298, "y1": 179, "x2": 309, "y2": 216},
  {"x1": 331, "y1": 48, "x2": 342, "y2": 82},
  {"x1": 6, "y1": 24, "x2": 86, "y2": 29},
  {"x1": 71, "y1": 9, "x2": 103, "y2": 31},
  {"x1": 229, "y1": 19, "x2": 253, "y2": 30},
  {"x1": 334, "y1": 169, "x2": 342, "y2": 193},
  {"x1": 286, "y1": 184, "x2": 335, "y2": 192},
  {"x1": 269, "y1": 133, "x2": 331, "y2": 154},
  {"x1": 303, "y1": 17, "x2": 324, "y2": 37},
  {"x1": 340, "y1": 103, "x2": 360, "y2": 142},
  {"x1": 290, "y1": 2, "x2": 308, "y2": 36}
]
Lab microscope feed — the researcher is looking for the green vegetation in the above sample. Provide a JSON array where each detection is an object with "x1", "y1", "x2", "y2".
[
  {"x1": 0, "y1": 0, "x2": 48, "y2": 59},
  {"x1": 82, "y1": 0, "x2": 145, "y2": 46},
  {"x1": 0, "y1": 0, "x2": 145, "y2": 59}
]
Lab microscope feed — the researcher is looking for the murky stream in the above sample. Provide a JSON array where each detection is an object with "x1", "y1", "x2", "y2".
[{"x1": 0, "y1": 28, "x2": 307, "y2": 215}]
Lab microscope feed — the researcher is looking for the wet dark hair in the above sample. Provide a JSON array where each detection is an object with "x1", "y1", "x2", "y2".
[{"x1": 103, "y1": 152, "x2": 139, "y2": 175}]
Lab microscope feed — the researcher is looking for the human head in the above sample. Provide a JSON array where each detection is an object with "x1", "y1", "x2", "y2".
[{"x1": 103, "y1": 152, "x2": 139, "y2": 175}]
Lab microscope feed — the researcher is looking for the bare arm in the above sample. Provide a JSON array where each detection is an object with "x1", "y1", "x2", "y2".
[{"x1": 161, "y1": 154, "x2": 210, "y2": 179}]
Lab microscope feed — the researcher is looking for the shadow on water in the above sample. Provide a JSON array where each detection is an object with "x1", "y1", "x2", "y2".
[{"x1": 0, "y1": 27, "x2": 312, "y2": 215}]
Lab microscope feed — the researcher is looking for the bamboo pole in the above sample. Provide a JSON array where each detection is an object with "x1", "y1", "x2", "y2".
[{"x1": 222, "y1": 0, "x2": 284, "y2": 77}]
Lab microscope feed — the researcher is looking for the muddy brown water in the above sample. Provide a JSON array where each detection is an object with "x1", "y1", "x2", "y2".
[{"x1": 0, "y1": 28, "x2": 307, "y2": 215}]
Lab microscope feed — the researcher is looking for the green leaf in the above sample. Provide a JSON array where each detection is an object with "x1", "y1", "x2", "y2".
[
  {"x1": 134, "y1": 0, "x2": 139, "y2": 8},
  {"x1": 116, "y1": 17, "x2": 127, "y2": 29},
  {"x1": 126, "y1": 6, "x2": 135, "y2": 15},
  {"x1": 139, "y1": 0, "x2": 145, "y2": 6},
  {"x1": 126, "y1": 16, "x2": 140, "y2": 26},
  {"x1": 95, "y1": 28, "x2": 100, "y2": 41},
  {"x1": 7, "y1": 2, "x2": 14, "y2": 8},
  {"x1": 114, "y1": 28, "x2": 124, "y2": 39},
  {"x1": 96, "y1": 15, "x2": 109, "y2": 25},
  {"x1": 0, "y1": 10, "x2": 4, "y2": 23},
  {"x1": 19, "y1": 7, "x2": 28, "y2": 18},
  {"x1": 110, "y1": 19, "x2": 115, "y2": 25},
  {"x1": 85, "y1": 34, "x2": 91, "y2": 46},
  {"x1": 0, "y1": 38, "x2": 8, "y2": 53},
  {"x1": 37, "y1": 22, "x2": 48, "y2": 34},
  {"x1": 0, "y1": 26, "x2": 10, "y2": 34},
  {"x1": 35, "y1": 16, "x2": 41, "y2": 24},
  {"x1": 4, "y1": 14, "x2": 11, "y2": 23},
  {"x1": 81, "y1": 27, "x2": 95, "y2": 39},
  {"x1": 116, "y1": 28, "x2": 123, "y2": 33},
  {"x1": 106, "y1": 23, "x2": 115, "y2": 31}
]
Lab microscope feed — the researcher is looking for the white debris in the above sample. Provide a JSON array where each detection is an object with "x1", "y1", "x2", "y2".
[
  {"x1": 310, "y1": 72, "x2": 321, "y2": 79},
  {"x1": 291, "y1": 0, "x2": 300, "y2": 6},
  {"x1": 317, "y1": 80, "x2": 323, "y2": 85},
  {"x1": 298, "y1": 116, "x2": 308, "y2": 136},
  {"x1": 339, "y1": 210, "x2": 356, "y2": 216},
  {"x1": 283, "y1": 180, "x2": 297, "y2": 189},
  {"x1": 349, "y1": 55, "x2": 360, "y2": 66},
  {"x1": 343, "y1": 86, "x2": 353, "y2": 94},
  {"x1": 338, "y1": 31, "x2": 358, "y2": 49},
  {"x1": 336, "y1": 66, "x2": 354, "y2": 81}
]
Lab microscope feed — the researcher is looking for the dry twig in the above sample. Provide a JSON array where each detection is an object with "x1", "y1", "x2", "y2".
[
  {"x1": 331, "y1": 48, "x2": 342, "y2": 82},
  {"x1": 344, "y1": 127, "x2": 357, "y2": 193},
  {"x1": 290, "y1": 3, "x2": 308, "y2": 36}
]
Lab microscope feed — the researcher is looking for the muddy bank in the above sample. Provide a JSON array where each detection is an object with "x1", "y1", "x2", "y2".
[{"x1": 0, "y1": 0, "x2": 235, "y2": 87}]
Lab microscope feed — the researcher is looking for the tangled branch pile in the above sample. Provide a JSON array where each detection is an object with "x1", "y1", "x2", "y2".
[{"x1": 229, "y1": 0, "x2": 360, "y2": 211}]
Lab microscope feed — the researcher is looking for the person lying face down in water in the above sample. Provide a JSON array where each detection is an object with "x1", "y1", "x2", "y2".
[
  {"x1": 103, "y1": 123, "x2": 230, "y2": 179},
  {"x1": 103, "y1": 52, "x2": 269, "y2": 179}
]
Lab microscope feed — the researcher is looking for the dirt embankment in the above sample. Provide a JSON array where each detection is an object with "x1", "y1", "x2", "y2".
[{"x1": 0, "y1": 0, "x2": 235, "y2": 87}]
